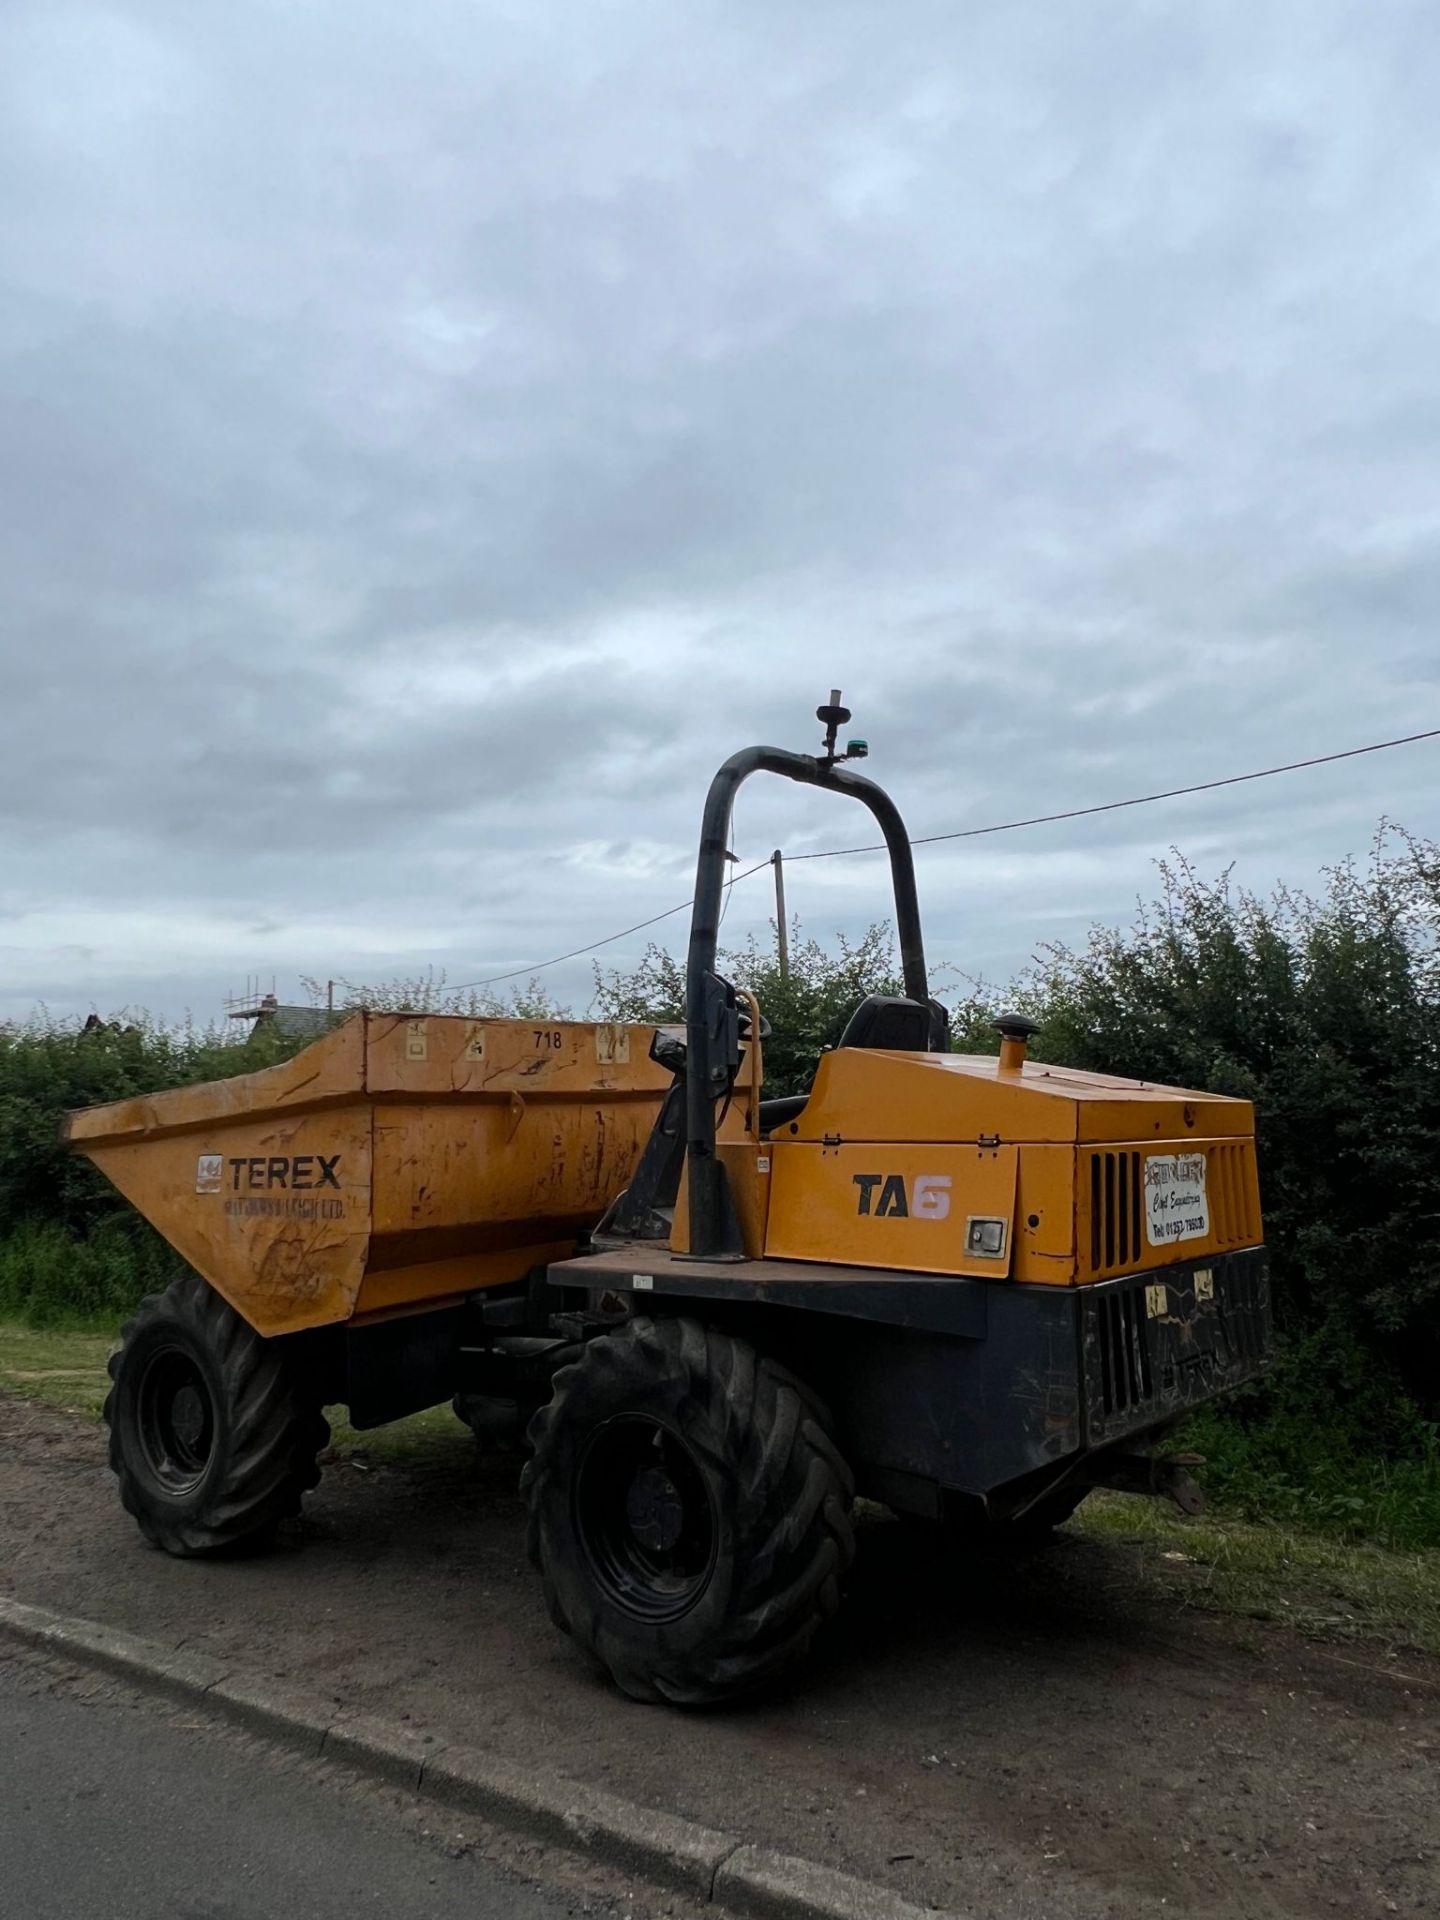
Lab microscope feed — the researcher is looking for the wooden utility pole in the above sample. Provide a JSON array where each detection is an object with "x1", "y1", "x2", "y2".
[{"x1": 772, "y1": 849, "x2": 789, "y2": 980}]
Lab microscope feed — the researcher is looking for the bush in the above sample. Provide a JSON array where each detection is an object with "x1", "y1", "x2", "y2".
[
  {"x1": 1020, "y1": 835, "x2": 1440, "y2": 1403},
  {"x1": 0, "y1": 1012, "x2": 308, "y2": 1327},
  {"x1": 0, "y1": 1012, "x2": 308, "y2": 1236},
  {"x1": 1183, "y1": 1325, "x2": 1440, "y2": 1551},
  {"x1": 0, "y1": 1219, "x2": 183, "y2": 1328}
]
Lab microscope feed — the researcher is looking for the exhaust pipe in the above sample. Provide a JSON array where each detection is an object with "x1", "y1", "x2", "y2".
[{"x1": 993, "y1": 1012, "x2": 1041, "y2": 1074}]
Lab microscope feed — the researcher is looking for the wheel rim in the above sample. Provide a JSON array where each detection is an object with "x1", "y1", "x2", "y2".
[
  {"x1": 136, "y1": 1347, "x2": 217, "y2": 1494},
  {"x1": 574, "y1": 1415, "x2": 718, "y2": 1622}
]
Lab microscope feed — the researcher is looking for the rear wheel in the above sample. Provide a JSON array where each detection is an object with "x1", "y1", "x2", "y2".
[
  {"x1": 105, "y1": 1272, "x2": 329, "y2": 1556},
  {"x1": 521, "y1": 1317, "x2": 854, "y2": 1706}
]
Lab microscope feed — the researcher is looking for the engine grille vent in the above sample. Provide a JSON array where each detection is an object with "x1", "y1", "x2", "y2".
[
  {"x1": 1213, "y1": 1251, "x2": 1267, "y2": 1365},
  {"x1": 1082, "y1": 1252, "x2": 1273, "y2": 1443},
  {"x1": 1089, "y1": 1150, "x2": 1142, "y2": 1276},
  {"x1": 1086, "y1": 1143, "x2": 1259, "y2": 1276},
  {"x1": 1207, "y1": 1141, "x2": 1260, "y2": 1248},
  {"x1": 1096, "y1": 1284, "x2": 1154, "y2": 1417}
]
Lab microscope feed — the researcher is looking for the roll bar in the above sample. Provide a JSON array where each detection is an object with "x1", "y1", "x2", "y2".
[{"x1": 682, "y1": 719, "x2": 929, "y2": 1260}]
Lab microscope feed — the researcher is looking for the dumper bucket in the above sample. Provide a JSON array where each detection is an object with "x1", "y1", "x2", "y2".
[{"x1": 65, "y1": 1013, "x2": 671, "y2": 1336}]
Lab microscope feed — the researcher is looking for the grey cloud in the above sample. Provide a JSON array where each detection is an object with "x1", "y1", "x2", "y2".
[{"x1": 2, "y1": 0, "x2": 1439, "y2": 1022}]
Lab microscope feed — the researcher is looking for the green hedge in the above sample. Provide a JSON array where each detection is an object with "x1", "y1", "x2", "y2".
[
  {"x1": 1017, "y1": 843, "x2": 1440, "y2": 1405},
  {"x1": 0, "y1": 1218, "x2": 182, "y2": 1329},
  {"x1": 0, "y1": 1013, "x2": 304, "y2": 1326}
]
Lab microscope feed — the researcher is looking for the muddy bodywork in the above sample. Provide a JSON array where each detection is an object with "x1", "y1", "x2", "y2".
[{"x1": 65, "y1": 1012, "x2": 670, "y2": 1336}]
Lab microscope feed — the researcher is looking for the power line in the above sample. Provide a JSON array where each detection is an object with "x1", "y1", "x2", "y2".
[
  {"x1": 785, "y1": 726, "x2": 1440, "y2": 862},
  {"x1": 451, "y1": 725, "x2": 1439, "y2": 990},
  {"x1": 450, "y1": 858, "x2": 770, "y2": 992}
]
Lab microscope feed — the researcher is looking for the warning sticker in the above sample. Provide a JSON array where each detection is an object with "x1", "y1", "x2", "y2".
[{"x1": 1144, "y1": 1153, "x2": 1210, "y2": 1248}]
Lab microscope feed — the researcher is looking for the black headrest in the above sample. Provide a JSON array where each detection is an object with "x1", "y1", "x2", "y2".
[{"x1": 836, "y1": 994, "x2": 948, "y2": 1053}]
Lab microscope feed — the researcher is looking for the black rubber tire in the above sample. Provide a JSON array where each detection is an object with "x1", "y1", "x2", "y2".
[
  {"x1": 104, "y1": 1272, "x2": 329, "y2": 1557},
  {"x1": 521, "y1": 1317, "x2": 855, "y2": 1707}
]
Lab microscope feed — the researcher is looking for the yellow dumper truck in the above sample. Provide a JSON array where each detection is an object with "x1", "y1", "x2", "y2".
[{"x1": 68, "y1": 696, "x2": 1269, "y2": 1704}]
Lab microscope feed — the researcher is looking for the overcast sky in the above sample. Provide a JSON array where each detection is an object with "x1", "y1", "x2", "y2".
[{"x1": 3, "y1": 1, "x2": 1438, "y2": 1027}]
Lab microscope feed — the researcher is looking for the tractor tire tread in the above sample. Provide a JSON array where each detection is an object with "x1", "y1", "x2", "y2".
[
  {"x1": 522, "y1": 1315, "x2": 853, "y2": 1707},
  {"x1": 104, "y1": 1271, "x2": 329, "y2": 1558}
]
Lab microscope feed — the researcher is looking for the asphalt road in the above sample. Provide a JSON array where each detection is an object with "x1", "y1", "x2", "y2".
[{"x1": 0, "y1": 1658, "x2": 584, "y2": 1920}]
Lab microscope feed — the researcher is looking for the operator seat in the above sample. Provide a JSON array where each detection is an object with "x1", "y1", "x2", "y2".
[
  {"x1": 834, "y1": 993, "x2": 949, "y2": 1052},
  {"x1": 758, "y1": 994, "x2": 950, "y2": 1134}
]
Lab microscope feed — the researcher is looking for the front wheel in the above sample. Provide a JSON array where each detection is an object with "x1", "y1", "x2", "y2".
[
  {"x1": 105, "y1": 1272, "x2": 329, "y2": 1556},
  {"x1": 522, "y1": 1317, "x2": 854, "y2": 1706}
]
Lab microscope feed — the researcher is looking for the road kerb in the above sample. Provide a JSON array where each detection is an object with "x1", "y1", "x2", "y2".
[
  {"x1": 0, "y1": 1594, "x2": 949, "y2": 1920},
  {"x1": 0, "y1": 1593, "x2": 233, "y2": 1701},
  {"x1": 205, "y1": 1668, "x2": 331, "y2": 1758},
  {"x1": 421, "y1": 1739, "x2": 736, "y2": 1896},
  {"x1": 320, "y1": 1711, "x2": 441, "y2": 1791},
  {"x1": 716, "y1": 1843, "x2": 941, "y2": 1920}
]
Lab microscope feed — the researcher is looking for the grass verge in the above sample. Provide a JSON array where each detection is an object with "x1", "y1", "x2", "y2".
[
  {"x1": 0, "y1": 1323, "x2": 116, "y2": 1418},
  {"x1": 1074, "y1": 1491, "x2": 1440, "y2": 1663}
]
